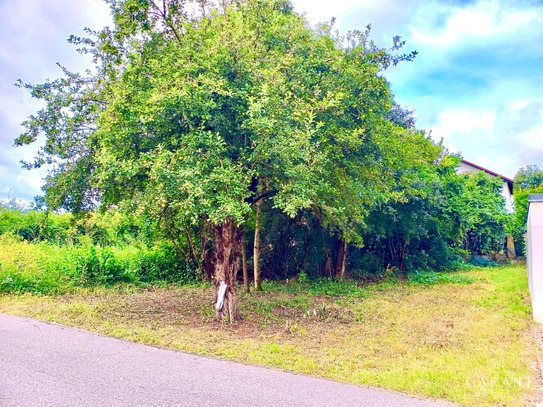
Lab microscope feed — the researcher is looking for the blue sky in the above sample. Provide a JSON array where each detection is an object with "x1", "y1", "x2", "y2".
[{"x1": 1, "y1": 0, "x2": 542, "y2": 203}]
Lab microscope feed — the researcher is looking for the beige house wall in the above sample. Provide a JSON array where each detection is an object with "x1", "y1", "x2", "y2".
[{"x1": 527, "y1": 195, "x2": 543, "y2": 322}]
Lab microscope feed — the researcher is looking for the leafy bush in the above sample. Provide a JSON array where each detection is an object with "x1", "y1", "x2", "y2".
[
  {"x1": 409, "y1": 270, "x2": 474, "y2": 285},
  {"x1": 0, "y1": 234, "x2": 196, "y2": 294},
  {"x1": 467, "y1": 256, "x2": 497, "y2": 268},
  {"x1": 132, "y1": 243, "x2": 197, "y2": 284},
  {"x1": 0, "y1": 234, "x2": 70, "y2": 294},
  {"x1": 0, "y1": 207, "x2": 163, "y2": 247},
  {"x1": 0, "y1": 208, "x2": 72, "y2": 243}
]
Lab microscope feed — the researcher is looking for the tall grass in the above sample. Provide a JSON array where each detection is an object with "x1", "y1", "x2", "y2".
[{"x1": 0, "y1": 234, "x2": 195, "y2": 294}]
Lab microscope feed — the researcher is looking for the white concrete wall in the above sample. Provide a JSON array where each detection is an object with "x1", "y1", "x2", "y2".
[
  {"x1": 501, "y1": 180, "x2": 514, "y2": 213},
  {"x1": 527, "y1": 199, "x2": 543, "y2": 322}
]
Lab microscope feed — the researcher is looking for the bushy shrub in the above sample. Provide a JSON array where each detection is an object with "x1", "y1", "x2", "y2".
[
  {"x1": 131, "y1": 243, "x2": 197, "y2": 284},
  {"x1": 0, "y1": 234, "x2": 196, "y2": 294},
  {"x1": 0, "y1": 208, "x2": 72, "y2": 243},
  {"x1": 0, "y1": 207, "x2": 162, "y2": 247},
  {"x1": 0, "y1": 234, "x2": 69, "y2": 294},
  {"x1": 409, "y1": 270, "x2": 474, "y2": 285},
  {"x1": 68, "y1": 245, "x2": 132, "y2": 285},
  {"x1": 467, "y1": 256, "x2": 497, "y2": 268}
]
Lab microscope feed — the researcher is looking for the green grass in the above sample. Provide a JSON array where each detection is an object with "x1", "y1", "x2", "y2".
[{"x1": 0, "y1": 264, "x2": 537, "y2": 406}]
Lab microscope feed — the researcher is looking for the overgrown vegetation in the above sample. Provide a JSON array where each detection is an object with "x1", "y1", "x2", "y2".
[
  {"x1": 1, "y1": 1, "x2": 536, "y2": 405},
  {"x1": 510, "y1": 164, "x2": 543, "y2": 255},
  {"x1": 12, "y1": 0, "x2": 514, "y2": 320},
  {"x1": 0, "y1": 233, "x2": 195, "y2": 294},
  {"x1": 0, "y1": 264, "x2": 536, "y2": 406},
  {"x1": 0, "y1": 179, "x2": 509, "y2": 295}
]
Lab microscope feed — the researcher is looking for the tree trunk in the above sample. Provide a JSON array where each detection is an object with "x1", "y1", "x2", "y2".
[
  {"x1": 201, "y1": 222, "x2": 214, "y2": 281},
  {"x1": 213, "y1": 217, "x2": 242, "y2": 322},
  {"x1": 253, "y1": 198, "x2": 263, "y2": 291},
  {"x1": 334, "y1": 238, "x2": 347, "y2": 280},
  {"x1": 241, "y1": 231, "x2": 250, "y2": 293},
  {"x1": 334, "y1": 238, "x2": 344, "y2": 278},
  {"x1": 340, "y1": 240, "x2": 347, "y2": 279}
]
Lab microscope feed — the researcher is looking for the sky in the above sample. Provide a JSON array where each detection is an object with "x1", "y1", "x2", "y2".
[{"x1": 1, "y1": 0, "x2": 542, "y2": 203}]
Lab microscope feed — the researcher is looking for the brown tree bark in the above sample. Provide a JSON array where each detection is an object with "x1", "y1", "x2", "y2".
[
  {"x1": 334, "y1": 238, "x2": 347, "y2": 280},
  {"x1": 340, "y1": 240, "x2": 347, "y2": 279},
  {"x1": 213, "y1": 217, "x2": 242, "y2": 322},
  {"x1": 241, "y1": 231, "x2": 250, "y2": 293},
  {"x1": 253, "y1": 198, "x2": 263, "y2": 291}
]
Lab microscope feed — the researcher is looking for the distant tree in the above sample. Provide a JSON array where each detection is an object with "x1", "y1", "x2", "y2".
[
  {"x1": 514, "y1": 165, "x2": 543, "y2": 190},
  {"x1": 15, "y1": 0, "x2": 430, "y2": 321}
]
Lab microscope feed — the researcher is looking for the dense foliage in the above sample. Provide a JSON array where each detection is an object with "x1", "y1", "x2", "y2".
[
  {"x1": 0, "y1": 206, "x2": 196, "y2": 293},
  {"x1": 0, "y1": 233, "x2": 195, "y2": 294},
  {"x1": 252, "y1": 155, "x2": 511, "y2": 277},
  {"x1": 510, "y1": 164, "x2": 543, "y2": 254},
  {"x1": 9, "y1": 1, "x2": 512, "y2": 318},
  {"x1": 0, "y1": 155, "x2": 510, "y2": 294}
]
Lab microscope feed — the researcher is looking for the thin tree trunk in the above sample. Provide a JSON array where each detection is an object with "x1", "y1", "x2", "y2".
[
  {"x1": 334, "y1": 238, "x2": 347, "y2": 280},
  {"x1": 298, "y1": 218, "x2": 316, "y2": 272},
  {"x1": 165, "y1": 225, "x2": 189, "y2": 261},
  {"x1": 241, "y1": 231, "x2": 250, "y2": 293},
  {"x1": 253, "y1": 198, "x2": 263, "y2": 291},
  {"x1": 399, "y1": 238, "x2": 406, "y2": 271},
  {"x1": 201, "y1": 223, "x2": 214, "y2": 281},
  {"x1": 323, "y1": 254, "x2": 332, "y2": 277},
  {"x1": 334, "y1": 238, "x2": 345, "y2": 279},
  {"x1": 340, "y1": 240, "x2": 347, "y2": 279},
  {"x1": 213, "y1": 217, "x2": 242, "y2": 323}
]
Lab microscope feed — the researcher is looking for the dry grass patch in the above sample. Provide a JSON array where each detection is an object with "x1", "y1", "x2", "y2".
[{"x1": 0, "y1": 265, "x2": 538, "y2": 406}]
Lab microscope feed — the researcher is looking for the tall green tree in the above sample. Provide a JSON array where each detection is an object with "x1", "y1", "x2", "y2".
[{"x1": 16, "y1": 0, "x2": 432, "y2": 321}]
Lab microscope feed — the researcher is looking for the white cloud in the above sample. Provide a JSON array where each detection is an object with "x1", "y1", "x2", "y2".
[
  {"x1": 508, "y1": 99, "x2": 543, "y2": 110},
  {"x1": 16, "y1": 172, "x2": 45, "y2": 192},
  {"x1": 0, "y1": 0, "x2": 111, "y2": 203},
  {"x1": 292, "y1": 0, "x2": 370, "y2": 24},
  {"x1": 423, "y1": 100, "x2": 543, "y2": 178},
  {"x1": 410, "y1": 0, "x2": 543, "y2": 49},
  {"x1": 471, "y1": 152, "x2": 515, "y2": 175},
  {"x1": 517, "y1": 125, "x2": 543, "y2": 150},
  {"x1": 431, "y1": 109, "x2": 496, "y2": 143}
]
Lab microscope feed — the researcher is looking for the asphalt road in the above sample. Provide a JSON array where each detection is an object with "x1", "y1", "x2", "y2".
[{"x1": 0, "y1": 313, "x2": 453, "y2": 407}]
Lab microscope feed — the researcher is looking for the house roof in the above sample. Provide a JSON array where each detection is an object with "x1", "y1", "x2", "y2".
[
  {"x1": 529, "y1": 194, "x2": 543, "y2": 203},
  {"x1": 460, "y1": 159, "x2": 514, "y2": 185}
]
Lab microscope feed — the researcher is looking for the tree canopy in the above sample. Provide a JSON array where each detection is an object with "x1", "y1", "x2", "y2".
[{"x1": 16, "y1": 0, "x2": 439, "y2": 320}]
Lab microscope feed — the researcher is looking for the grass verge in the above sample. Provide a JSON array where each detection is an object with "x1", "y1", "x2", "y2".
[{"x1": 0, "y1": 265, "x2": 537, "y2": 406}]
